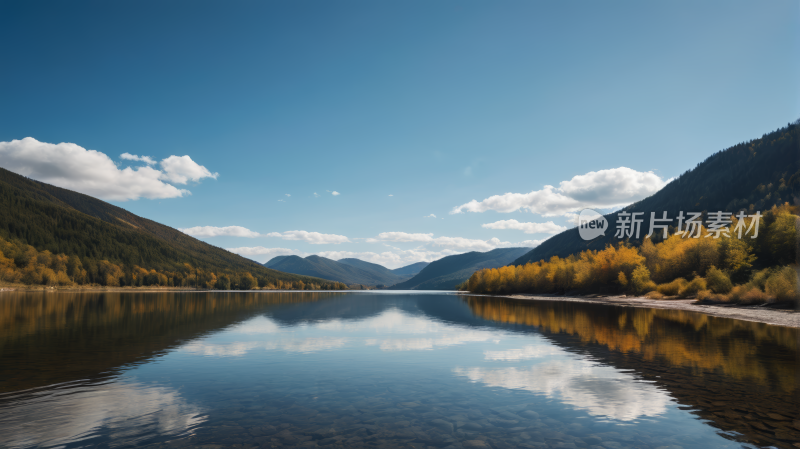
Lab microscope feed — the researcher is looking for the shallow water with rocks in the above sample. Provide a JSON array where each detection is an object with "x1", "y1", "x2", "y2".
[{"x1": 0, "y1": 291, "x2": 797, "y2": 448}]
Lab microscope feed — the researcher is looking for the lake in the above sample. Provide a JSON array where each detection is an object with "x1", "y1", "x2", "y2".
[{"x1": 0, "y1": 291, "x2": 797, "y2": 448}]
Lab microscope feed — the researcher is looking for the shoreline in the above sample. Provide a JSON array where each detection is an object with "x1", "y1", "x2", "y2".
[
  {"x1": 475, "y1": 293, "x2": 800, "y2": 329},
  {"x1": 3, "y1": 286, "x2": 798, "y2": 328},
  {"x1": 0, "y1": 286, "x2": 196, "y2": 293},
  {"x1": 0, "y1": 286, "x2": 356, "y2": 293}
]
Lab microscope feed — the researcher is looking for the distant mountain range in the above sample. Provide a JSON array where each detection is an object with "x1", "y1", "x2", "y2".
[
  {"x1": 390, "y1": 248, "x2": 531, "y2": 290},
  {"x1": 0, "y1": 167, "x2": 327, "y2": 286},
  {"x1": 265, "y1": 249, "x2": 528, "y2": 290},
  {"x1": 390, "y1": 261, "x2": 429, "y2": 276},
  {"x1": 264, "y1": 255, "x2": 423, "y2": 287},
  {"x1": 339, "y1": 258, "x2": 424, "y2": 281}
]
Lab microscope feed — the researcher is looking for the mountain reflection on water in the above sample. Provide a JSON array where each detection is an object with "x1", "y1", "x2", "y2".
[{"x1": 0, "y1": 291, "x2": 797, "y2": 448}]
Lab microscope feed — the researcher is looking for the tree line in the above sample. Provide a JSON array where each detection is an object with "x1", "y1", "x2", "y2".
[
  {"x1": 0, "y1": 235, "x2": 350, "y2": 290},
  {"x1": 465, "y1": 204, "x2": 798, "y2": 304}
]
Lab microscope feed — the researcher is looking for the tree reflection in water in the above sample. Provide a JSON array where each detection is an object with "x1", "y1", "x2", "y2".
[{"x1": 463, "y1": 296, "x2": 800, "y2": 447}]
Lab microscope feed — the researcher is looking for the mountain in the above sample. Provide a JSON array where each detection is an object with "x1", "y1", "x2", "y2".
[
  {"x1": 390, "y1": 248, "x2": 531, "y2": 290},
  {"x1": 336, "y1": 258, "x2": 409, "y2": 286},
  {"x1": 264, "y1": 255, "x2": 292, "y2": 268},
  {"x1": 266, "y1": 255, "x2": 409, "y2": 286},
  {"x1": 391, "y1": 261, "x2": 429, "y2": 277},
  {"x1": 0, "y1": 167, "x2": 331, "y2": 286},
  {"x1": 513, "y1": 120, "x2": 800, "y2": 266}
]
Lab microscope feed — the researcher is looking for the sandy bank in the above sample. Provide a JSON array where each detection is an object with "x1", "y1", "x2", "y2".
[{"x1": 474, "y1": 293, "x2": 800, "y2": 329}]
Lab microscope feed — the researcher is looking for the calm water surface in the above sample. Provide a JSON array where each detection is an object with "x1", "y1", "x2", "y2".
[{"x1": 0, "y1": 291, "x2": 798, "y2": 449}]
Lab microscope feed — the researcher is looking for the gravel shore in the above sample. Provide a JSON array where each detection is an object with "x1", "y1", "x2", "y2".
[{"x1": 486, "y1": 293, "x2": 800, "y2": 329}]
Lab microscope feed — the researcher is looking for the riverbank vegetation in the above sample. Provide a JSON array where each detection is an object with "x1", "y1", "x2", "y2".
[
  {"x1": 465, "y1": 204, "x2": 798, "y2": 304},
  {"x1": 0, "y1": 236, "x2": 350, "y2": 290}
]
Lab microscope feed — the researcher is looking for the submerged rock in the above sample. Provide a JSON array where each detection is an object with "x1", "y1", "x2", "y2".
[
  {"x1": 430, "y1": 418, "x2": 454, "y2": 434},
  {"x1": 463, "y1": 440, "x2": 491, "y2": 448}
]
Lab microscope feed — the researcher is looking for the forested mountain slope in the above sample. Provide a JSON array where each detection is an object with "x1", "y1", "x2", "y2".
[
  {"x1": 391, "y1": 261, "x2": 429, "y2": 276},
  {"x1": 390, "y1": 248, "x2": 530, "y2": 290},
  {"x1": 0, "y1": 167, "x2": 332, "y2": 287},
  {"x1": 514, "y1": 121, "x2": 800, "y2": 266},
  {"x1": 263, "y1": 255, "x2": 292, "y2": 268},
  {"x1": 336, "y1": 258, "x2": 409, "y2": 285}
]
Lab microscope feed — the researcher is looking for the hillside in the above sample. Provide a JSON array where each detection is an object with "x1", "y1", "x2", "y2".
[
  {"x1": 263, "y1": 255, "x2": 292, "y2": 268},
  {"x1": 266, "y1": 255, "x2": 409, "y2": 286},
  {"x1": 514, "y1": 121, "x2": 800, "y2": 266},
  {"x1": 336, "y1": 258, "x2": 409, "y2": 286},
  {"x1": 0, "y1": 167, "x2": 334, "y2": 287},
  {"x1": 391, "y1": 261, "x2": 429, "y2": 276},
  {"x1": 390, "y1": 248, "x2": 530, "y2": 290}
]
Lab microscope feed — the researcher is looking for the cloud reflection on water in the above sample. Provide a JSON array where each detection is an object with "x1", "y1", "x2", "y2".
[
  {"x1": 180, "y1": 337, "x2": 349, "y2": 356},
  {"x1": 315, "y1": 309, "x2": 449, "y2": 334},
  {"x1": 179, "y1": 308, "x2": 672, "y2": 422},
  {"x1": 0, "y1": 381, "x2": 204, "y2": 449},
  {"x1": 453, "y1": 357, "x2": 671, "y2": 421},
  {"x1": 369, "y1": 331, "x2": 495, "y2": 351},
  {"x1": 484, "y1": 345, "x2": 564, "y2": 361},
  {"x1": 317, "y1": 309, "x2": 500, "y2": 351},
  {"x1": 186, "y1": 310, "x2": 501, "y2": 356}
]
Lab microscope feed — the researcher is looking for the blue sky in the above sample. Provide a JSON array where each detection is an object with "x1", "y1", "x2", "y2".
[{"x1": 1, "y1": 0, "x2": 798, "y2": 267}]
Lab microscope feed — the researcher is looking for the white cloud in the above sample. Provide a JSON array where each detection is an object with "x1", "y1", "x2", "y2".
[
  {"x1": 562, "y1": 213, "x2": 581, "y2": 227},
  {"x1": 313, "y1": 192, "x2": 320, "y2": 198},
  {"x1": 428, "y1": 236, "x2": 540, "y2": 252},
  {"x1": 120, "y1": 152, "x2": 156, "y2": 165},
  {"x1": 159, "y1": 155, "x2": 218, "y2": 185},
  {"x1": 364, "y1": 232, "x2": 542, "y2": 254},
  {"x1": 317, "y1": 248, "x2": 458, "y2": 269},
  {"x1": 269, "y1": 230, "x2": 350, "y2": 244},
  {"x1": 179, "y1": 225, "x2": 260, "y2": 238},
  {"x1": 388, "y1": 194, "x2": 393, "y2": 197},
  {"x1": 430, "y1": 236, "x2": 495, "y2": 251},
  {"x1": 451, "y1": 167, "x2": 666, "y2": 216},
  {"x1": 226, "y1": 246, "x2": 308, "y2": 259},
  {"x1": 367, "y1": 232, "x2": 434, "y2": 243},
  {"x1": 482, "y1": 219, "x2": 566, "y2": 235},
  {"x1": 285, "y1": 193, "x2": 291, "y2": 197},
  {"x1": 0, "y1": 137, "x2": 194, "y2": 201},
  {"x1": 424, "y1": 214, "x2": 437, "y2": 218},
  {"x1": 331, "y1": 191, "x2": 340, "y2": 196},
  {"x1": 513, "y1": 239, "x2": 545, "y2": 247}
]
